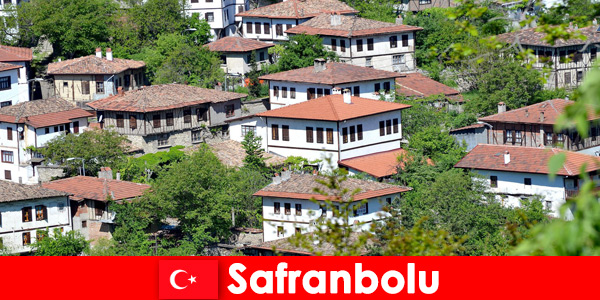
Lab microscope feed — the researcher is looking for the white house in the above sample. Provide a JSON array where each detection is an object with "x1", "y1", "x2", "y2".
[
  {"x1": 206, "y1": 36, "x2": 273, "y2": 75},
  {"x1": 259, "y1": 59, "x2": 402, "y2": 109},
  {"x1": 185, "y1": 0, "x2": 249, "y2": 39},
  {"x1": 254, "y1": 171, "x2": 410, "y2": 242},
  {"x1": 0, "y1": 45, "x2": 33, "y2": 105},
  {"x1": 0, "y1": 98, "x2": 92, "y2": 184},
  {"x1": 0, "y1": 180, "x2": 72, "y2": 254},
  {"x1": 286, "y1": 14, "x2": 422, "y2": 72},
  {"x1": 229, "y1": 91, "x2": 411, "y2": 167},
  {"x1": 454, "y1": 144, "x2": 600, "y2": 218},
  {"x1": 237, "y1": 0, "x2": 357, "y2": 43}
]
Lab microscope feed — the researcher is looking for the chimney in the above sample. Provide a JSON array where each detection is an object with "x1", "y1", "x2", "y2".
[
  {"x1": 343, "y1": 88, "x2": 352, "y2": 104},
  {"x1": 98, "y1": 167, "x2": 113, "y2": 180},
  {"x1": 498, "y1": 102, "x2": 506, "y2": 114},
  {"x1": 332, "y1": 87, "x2": 342, "y2": 95},
  {"x1": 330, "y1": 13, "x2": 341, "y2": 26},
  {"x1": 117, "y1": 87, "x2": 124, "y2": 96},
  {"x1": 116, "y1": 171, "x2": 121, "y2": 181},
  {"x1": 106, "y1": 48, "x2": 113, "y2": 61},
  {"x1": 540, "y1": 111, "x2": 545, "y2": 122},
  {"x1": 396, "y1": 15, "x2": 403, "y2": 25},
  {"x1": 313, "y1": 58, "x2": 326, "y2": 72},
  {"x1": 96, "y1": 48, "x2": 102, "y2": 58},
  {"x1": 272, "y1": 173, "x2": 281, "y2": 185},
  {"x1": 504, "y1": 151, "x2": 510, "y2": 165}
]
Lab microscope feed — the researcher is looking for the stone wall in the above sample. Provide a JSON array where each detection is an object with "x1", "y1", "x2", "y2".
[
  {"x1": 37, "y1": 165, "x2": 66, "y2": 182},
  {"x1": 126, "y1": 127, "x2": 230, "y2": 154}
]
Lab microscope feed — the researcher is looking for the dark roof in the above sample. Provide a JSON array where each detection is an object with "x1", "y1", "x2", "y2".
[
  {"x1": 48, "y1": 55, "x2": 145, "y2": 75},
  {"x1": 395, "y1": 72, "x2": 461, "y2": 98},
  {"x1": 43, "y1": 176, "x2": 150, "y2": 202},
  {"x1": 497, "y1": 25, "x2": 600, "y2": 47},
  {"x1": 256, "y1": 94, "x2": 410, "y2": 121},
  {"x1": 448, "y1": 123, "x2": 487, "y2": 133},
  {"x1": 253, "y1": 173, "x2": 410, "y2": 202},
  {"x1": 0, "y1": 98, "x2": 93, "y2": 128},
  {"x1": 338, "y1": 148, "x2": 432, "y2": 178},
  {"x1": 0, "y1": 45, "x2": 33, "y2": 62},
  {"x1": 0, "y1": 62, "x2": 21, "y2": 72},
  {"x1": 207, "y1": 36, "x2": 274, "y2": 53},
  {"x1": 236, "y1": 0, "x2": 358, "y2": 19},
  {"x1": 286, "y1": 14, "x2": 422, "y2": 38},
  {"x1": 479, "y1": 99, "x2": 599, "y2": 125},
  {"x1": 88, "y1": 84, "x2": 246, "y2": 112},
  {"x1": 0, "y1": 180, "x2": 69, "y2": 203},
  {"x1": 259, "y1": 62, "x2": 402, "y2": 85},
  {"x1": 454, "y1": 144, "x2": 600, "y2": 176}
]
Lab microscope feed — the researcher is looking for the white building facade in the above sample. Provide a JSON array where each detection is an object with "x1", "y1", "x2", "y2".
[
  {"x1": 0, "y1": 45, "x2": 33, "y2": 104},
  {"x1": 186, "y1": 0, "x2": 248, "y2": 39}
]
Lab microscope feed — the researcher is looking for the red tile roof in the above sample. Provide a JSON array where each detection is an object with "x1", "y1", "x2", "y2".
[
  {"x1": 479, "y1": 99, "x2": 599, "y2": 125},
  {"x1": 0, "y1": 62, "x2": 21, "y2": 72},
  {"x1": 395, "y1": 72, "x2": 461, "y2": 98},
  {"x1": 253, "y1": 173, "x2": 410, "y2": 202},
  {"x1": 0, "y1": 180, "x2": 69, "y2": 203},
  {"x1": 207, "y1": 36, "x2": 273, "y2": 53},
  {"x1": 449, "y1": 123, "x2": 487, "y2": 133},
  {"x1": 0, "y1": 45, "x2": 33, "y2": 62},
  {"x1": 88, "y1": 84, "x2": 246, "y2": 112},
  {"x1": 286, "y1": 14, "x2": 422, "y2": 38},
  {"x1": 43, "y1": 176, "x2": 151, "y2": 202},
  {"x1": 454, "y1": 144, "x2": 600, "y2": 176},
  {"x1": 497, "y1": 25, "x2": 600, "y2": 47},
  {"x1": 338, "y1": 148, "x2": 432, "y2": 178},
  {"x1": 259, "y1": 62, "x2": 402, "y2": 85},
  {"x1": 47, "y1": 55, "x2": 145, "y2": 75},
  {"x1": 255, "y1": 94, "x2": 410, "y2": 121},
  {"x1": 0, "y1": 98, "x2": 93, "y2": 128},
  {"x1": 236, "y1": 0, "x2": 358, "y2": 19}
]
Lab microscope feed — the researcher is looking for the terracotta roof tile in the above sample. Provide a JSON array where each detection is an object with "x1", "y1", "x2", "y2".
[
  {"x1": 286, "y1": 14, "x2": 422, "y2": 37},
  {"x1": 253, "y1": 173, "x2": 410, "y2": 202},
  {"x1": 259, "y1": 62, "x2": 402, "y2": 85},
  {"x1": 47, "y1": 55, "x2": 145, "y2": 75},
  {"x1": 43, "y1": 176, "x2": 150, "y2": 202},
  {"x1": 0, "y1": 62, "x2": 21, "y2": 72},
  {"x1": 236, "y1": 0, "x2": 358, "y2": 19},
  {"x1": 395, "y1": 72, "x2": 461, "y2": 98},
  {"x1": 0, "y1": 180, "x2": 69, "y2": 203},
  {"x1": 207, "y1": 36, "x2": 274, "y2": 53},
  {"x1": 497, "y1": 25, "x2": 600, "y2": 47},
  {"x1": 0, "y1": 45, "x2": 33, "y2": 62},
  {"x1": 338, "y1": 148, "x2": 432, "y2": 178},
  {"x1": 454, "y1": 144, "x2": 600, "y2": 176},
  {"x1": 256, "y1": 94, "x2": 410, "y2": 121},
  {"x1": 0, "y1": 98, "x2": 93, "y2": 127},
  {"x1": 88, "y1": 84, "x2": 246, "y2": 112},
  {"x1": 479, "y1": 99, "x2": 599, "y2": 125}
]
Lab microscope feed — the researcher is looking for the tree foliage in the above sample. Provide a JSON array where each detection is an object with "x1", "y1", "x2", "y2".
[
  {"x1": 33, "y1": 229, "x2": 89, "y2": 256},
  {"x1": 241, "y1": 131, "x2": 266, "y2": 171},
  {"x1": 120, "y1": 146, "x2": 186, "y2": 183},
  {"x1": 274, "y1": 34, "x2": 338, "y2": 72}
]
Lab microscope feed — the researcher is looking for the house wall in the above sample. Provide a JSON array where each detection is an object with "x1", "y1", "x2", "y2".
[
  {"x1": 0, "y1": 68, "x2": 22, "y2": 106},
  {"x1": 450, "y1": 126, "x2": 488, "y2": 151},
  {"x1": 229, "y1": 116, "x2": 268, "y2": 149},
  {"x1": 526, "y1": 44, "x2": 598, "y2": 89},
  {"x1": 0, "y1": 196, "x2": 71, "y2": 254},
  {"x1": 242, "y1": 17, "x2": 306, "y2": 43},
  {"x1": 71, "y1": 199, "x2": 114, "y2": 244},
  {"x1": 223, "y1": 50, "x2": 270, "y2": 75},
  {"x1": 186, "y1": 0, "x2": 248, "y2": 38},
  {"x1": 261, "y1": 194, "x2": 397, "y2": 242}
]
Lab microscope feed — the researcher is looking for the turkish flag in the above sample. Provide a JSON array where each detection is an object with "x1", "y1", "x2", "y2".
[{"x1": 159, "y1": 260, "x2": 218, "y2": 299}]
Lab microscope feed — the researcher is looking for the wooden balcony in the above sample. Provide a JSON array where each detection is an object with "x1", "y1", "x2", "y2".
[{"x1": 565, "y1": 188, "x2": 579, "y2": 199}]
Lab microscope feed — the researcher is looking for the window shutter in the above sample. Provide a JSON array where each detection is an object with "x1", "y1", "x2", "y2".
[{"x1": 282, "y1": 125, "x2": 289, "y2": 141}]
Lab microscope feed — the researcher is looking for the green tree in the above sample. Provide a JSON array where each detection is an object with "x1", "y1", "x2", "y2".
[
  {"x1": 340, "y1": 0, "x2": 398, "y2": 23},
  {"x1": 154, "y1": 42, "x2": 225, "y2": 87},
  {"x1": 408, "y1": 126, "x2": 465, "y2": 162},
  {"x1": 275, "y1": 34, "x2": 338, "y2": 72},
  {"x1": 110, "y1": 200, "x2": 156, "y2": 256},
  {"x1": 241, "y1": 130, "x2": 266, "y2": 171},
  {"x1": 33, "y1": 229, "x2": 89, "y2": 256},
  {"x1": 247, "y1": 51, "x2": 262, "y2": 98},
  {"x1": 120, "y1": 146, "x2": 186, "y2": 183}
]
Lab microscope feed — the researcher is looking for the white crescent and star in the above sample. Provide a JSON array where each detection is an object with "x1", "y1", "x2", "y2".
[{"x1": 170, "y1": 270, "x2": 197, "y2": 290}]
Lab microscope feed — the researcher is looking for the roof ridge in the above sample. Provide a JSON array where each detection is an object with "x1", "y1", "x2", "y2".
[{"x1": 327, "y1": 96, "x2": 339, "y2": 120}]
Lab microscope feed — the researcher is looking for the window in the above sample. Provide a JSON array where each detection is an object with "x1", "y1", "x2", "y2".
[
  {"x1": 276, "y1": 24, "x2": 283, "y2": 36},
  {"x1": 505, "y1": 129, "x2": 513, "y2": 144},
  {"x1": 22, "y1": 232, "x2": 31, "y2": 246},
  {"x1": 419, "y1": 0, "x2": 432, "y2": 4},
  {"x1": 326, "y1": 128, "x2": 334, "y2": 144},
  {"x1": 197, "y1": 107, "x2": 208, "y2": 122},
  {"x1": 191, "y1": 130, "x2": 202, "y2": 143},
  {"x1": 264, "y1": 23, "x2": 270, "y2": 34},
  {"x1": 183, "y1": 110, "x2": 191, "y2": 123},
  {"x1": 490, "y1": 176, "x2": 498, "y2": 188},
  {"x1": 290, "y1": 88, "x2": 296, "y2": 99},
  {"x1": 321, "y1": 205, "x2": 327, "y2": 216},
  {"x1": 592, "y1": 127, "x2": 597, "y2": 141},
  {"x1": 6, "y1": 127, "x2": 12, "y2": 140},
  {"x1": 205, "y1": 12, "x2": 214, "y2": 22},
  {"x1": 4, "y1": 170, "x2": 10, "y2": 180},
  {"x1": 393, "y1": 55, "x2": 405, "y2": 65},
  {"x1": 357, "y1": 125, "x2": 363, "y2": 140},
  {"x1": 324, "y1": 88, "x2": 331, "y2": 96},
  {"x1": 284, "y1": 203, "x2": 291, "y2": 215},
  {"x1": 317, "y1": 88, "x2": 323, "y2": 98},
  {"x1": 366, "y1": 57, "x2": 373, "y2": 68},
  {"x1": 282, "y1": 87, "x2": 288, "y2": 98},
  {"x1": 340, "y1": 40, "x2": 346, "y2": 52},
  {"x1": 59, "y1": 125, "x2": 64, "y2": 132},
  {"x1": 116, "y1": 114, "x2": 124, "y2": 128},
  {"x1": 592, "y1": 48, "x2": 597, "y2": 60},
  {"x1": 349, "y1": 126, "x2": 356, "y2": 142},
  {"x1": 379, "y1": 121, "x2": 385, "y2": 136},
  {"x1": 273, "y1": 86, "x2": 279, "y2": 97},
  {"x1": 295, "y1": 227, "x2": 301, "y2": 234},
  {"x1": 246, "y1": 22, "x2": 253, "y2": 34},
  {"x1": 96, "y1": 80, "x2": 104, "y2": 94},
  {"x1": 82, "y1": 220, "x2": 87, "y2": 228},
  {"x1": 62, "y1": 82, "x2": 69, "y2": 93},
  {"x1": 374, "y1": 83, "x2": 381, "y2": 92},
  {"x1": 306, "y1": 127, "x2": 314, "y2": 143},
  {"x1": 565, "y1": 72, "x2": 572, "y2": 85},
  {"x1": 226, "y1": 104, "x2": 235, "y2": 118},
  {"x1": 331, "y1": 39, "x2": 337, "y2": 51},
  {"x1": 386, "y1": 197, "x2": 392, "y2": 205},
  {"x1": 255, "y1": 22, "x2": 261, "y2": 34},
  {"x1": 316, "y1": 127, "x2": 324, "y2": 144},
  {"x1": 577, "y1": 71, "x2": 583, "y2": 82},
  {"x1": 356, "y1": 39, "x2": 363, "y2": 52},
  {"x1": 386, "y1": 120, "x2": 392, "y2": 135},
  {"x1": 153, "y1": 114, "x2": 161, "y2": 128},
  {"x1": 286, "y1": 24, "x2": 292, "y2": 32},
  {"x1": 35, "y1": 205, "x2": 47, "y2": 221},
  {"x1": 277, "y1": 226, "x2": 284, "y2": 237},
  {"x1": 1, "y1": 151, "x2": 13, "y2": 163},
  {"x1": 45, "y1": 128, "x2": 50, "y2": 134},
  {"x1": 0, "y1": 101, "x2": 10, "y2": 107},
  {"x1": 82, "y1": 81, "x2": 90, "y2": 95},
  {"x1": 157, "y1": 136, "x2": 169, "y2": 147},
  {"x1": 389, "y1": 36, "x2": 397, "y2": 48},
  {"x1": 557, "y1": 133, "x2": 564, "y2": 143},
  {"x1": 524, "y1": 178, "x2": 532, "y2": 186},
  {"x1": 384, "y1": 82, "x2": 391, "y2": 93},
  {"x1": 0, "y1": 76, "x2": 10, "y2": 91},
  {"x1": 295, "y1": 204, "x2": 302, "y2": 216},
  {"x1": 367, "y1": 38, "x2": 374, "y2": 51},
  {"x1": 393, "y1": 118, "x2": 399, "y2": 133},
  {"x1": 124, "y1": 75, "x2": 130, "y2": 88},
  {"x1": 272, "y1": 124, "x2": 279, "y2": 140},
  {"x1": 307, "y1": 88, "x2": 315, "y2": 100},
  {"x1": 22, "y1": 207, "x2": 32, "y2": 222},
  {"x1": 342, "y1": 127, "x2": 348, "y2": 144},
  {"x1": 545, "y1": 201, "x2": 552, "y2": 210},
  {"x1": 274, "y1": 202, "x2": 280, "y2": 214},
  {"x1": 282, "y1": 125, "x2": 289, "y2": 141},
  {"x1": 191, "y1": 0, "x2": 198, "y2": 2},
  {"x1": 166, "y1": 113, "x2": 174, "y2": 126},
  {"x1": 515, "y1": 130, "x2": 522, "y2": 144},
  {"x1": 242, "y1": 125, "x2": 256, "y2": 137},
  {"x1": 351, "y1": 86, "x2": 359, "y2": 96},
  {"x1": 402, "y1": 34, "x2": 409, "y2": 47},
  {"x1": 259, "y1": 51, "x2": 265, "y2": 61},
  {"x1": 73, "y1": 121, "x2": 80, "y2": 134}
]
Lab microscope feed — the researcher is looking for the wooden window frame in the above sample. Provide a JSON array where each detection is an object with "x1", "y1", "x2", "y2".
[
  {"x1": 152, "y1": 114, "x2": 161, "y2": 128},
  {"x1": 81, "y1": 81, "x2": 90, "y2": 95},
  {"x1": 356, "y1": 39, "x2": 363, "y2": 52},
  {"x1": 183, "y1": 110, "x2": 192, "y2": 124},
  {"x1": 379, "y1": 121, "x2": 385, "y2": 136},
  {"x1": 357, "y1": 125, "x2": 363, "y2": 140},
  {"x1": 306, "y1": 127, "x2": 314, "y2": 143},
  {"x1": 342, "y1": 127, "x2": 348, "y2": 144},
  {"x1": 386, "y1": 120, "x2": 392, "y2": 135},
  {"x1": 6, "y1": 127, "x2": 12, "y2": 141},
  {"x1": 22, "y1": 232, "x2": 31, "y2": 246},
  {"x1": 246, "y1": 22, "x2": 253, "y2": 34},
  {"x1": 272, "y1": 124, "x2": 279, "y2": 140},
  {"x1": 290, "y1": 87, "x2": 296, "y2": 99},
  {"x1": 35, "y1": 205, "x2": 47, "y2": 221},
  {"x1": 129, "y1": 115, "x2": 137, "y2": 129},
  {"x1": 282, "y1": 125, "x2": 289, "y2": 141},
  {"x1": 316, "y1": 127, "x2": 324, "y2": 144},
  {"x1": 116, "y1": 114, "x2": 124, "y2": 128},
  {"x1": 389, "y1": 36, "x2": 397, "y2": 48},
  {"x1": 1, "y1": 150, "x2": 13, "y2": 163},
  {"x1": 490, "y1": 176, "x2": 498, "y2": 188},
  {"x1": 402, "y1": 34, "x2": 409, "y2": 47},
  {"x1": 4, "y1": 170, "x2": 11, "y2": 180},
  {"x1": 264, "y1": 23, "x2": 270, "y2": 34},
  {"x1": 73, "y1": 121, "x2": 80, "y2": 134},
  {"x1": 0, "y1": 76, "x2": 10, "y2": 91},
  {"x1": 393, "y1": 118, "x2": 399, "y2": 134},
  {"x1": 326, "y1": 128, "x2": 334, "y2": 144},
  {"x1": 350, "y1": 125, "x2": 356, "y2": 142},
  {"x1": 367, "y1": 38, "x2": 374, "y2": 51},
  {"x1": 340, "y1": 39, "x2": 346, "y2": 52},
  {"x1": 284, "y1": 203, "x2": 291, "y2": 215},
  {"x1": 225, "y1": 104, "x2": 235, "y2": 118},
  {"x1": 274, "y1": 202, "x2": 280, "y2": 214},
  {"x1": 282, "y1": 87, "x2": 288, "y2": 98},
  {"x1": 255, "y1": 22, "x2": 261, "y2": 34},
  {"x1": 166, "y1": 113, "x2": 174, "y2": 127},
  {"x1": 22, "y1": 207, "x2": 32, "y2": 223},
  {"x1": 295, "y1": 204, "x2": 302, "y2": 216}
]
